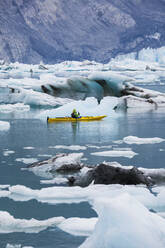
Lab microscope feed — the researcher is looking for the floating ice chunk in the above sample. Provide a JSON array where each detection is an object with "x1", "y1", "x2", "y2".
[
  {"x1": 80, "y1": 194, "x2": 165, "y2": 248},
  {"x1": 0, "y1": 121, "x2": 10, "y2": 131},
  {"x1": 28, "y1": 153, "x2": 83, "y2": 180},
  {"x1": 86, "y1": 145, "x2": 100, "y2": 149},
  {"x1": 0, "y1": 103, "x2": 30, "y2": 113},
  {"x1": 6, "y1": 244, "x2": 34, "y2": 248},
  {"x1": 48, "y1": 153, "x2": 83, "y2": 171},
  {"x1": 58, "y1": 217, "x2": 97, "y2": 237},
  {"x1": 0, "y1": 185, "x2": 10, "y2": 189},
  {"x1": 40, "y1": 178, "x2": 68, "y2": 185},
  {"x1": 9, "y1": 184, "x2": 87, "y2": 204},
  {"x1": 3, "y1": 150, "x2": 15, "y2": 156},
  {"x1": 123, "y1": 136, "x2": 165, "y2": 144},
  {"x1": 1, "y1": 183, "x2": 164, "y2": 212},
  {"x1": 23, "y1": 147, "x2": 35, "y2": 150},
  {"x1": 0, "y1": 185, "x2": 10, "y2": 197},
  {"x1": 16, "y1": 158, "x2": 38, "y2": 164},
  {"x1": 0, "y1": 189, "x2": 11, "y2": 198},
  {"x1": 49, "y1": 145, "x2": 87, "y2": 151},
  {"x1": 1, "y1": 88, "x2": 71, "y2": 108},
  {"x1": 91, "y1": 150, "x2": 137, "y2": 158},
  {"x1": 0, "y1": 211, "x2": 64, "y2": 233},
  {"x1": 116, "y1": 95, "x2": 157, "y2": 109}
]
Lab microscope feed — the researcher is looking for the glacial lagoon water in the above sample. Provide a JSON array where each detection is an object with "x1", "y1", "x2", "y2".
[{"x1": 1, "y1": 90, "x2": 165, "y2": 247}]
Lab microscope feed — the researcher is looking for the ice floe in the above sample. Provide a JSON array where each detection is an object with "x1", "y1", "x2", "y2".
[
  {"x1": 40, "y1": 178, "x2": 68, "y2": 185},
  {"x1": 3, "y1": 150, "x2": 15, "y2": 156},
  {"x1": 6, "y1": 245, "x2": 34, "y2": 248},
  {"x1": 16, "y1": 158, "x2": 38, "y2": 164},
  {"x1": 123, "y1": 136, "x2": 165, "y2": 144},
  {"x1": 0, "y1": 211, "x2": 64, "y2": 233},
  {"x1": 58, "y1": 217, "x2": 97, "y2": 237},
  {"x1": 28, "y1": 153, "x2": 83, "y2": 173},
  {"x1": 0, "y1": 103, "x2": 30, "y2": 113},
  {"x1": 23, "y1": 147, "x2": 35, "y2": 150},
  {"x1": 91, "y1": 149, "x2": 137, "y2": 158},
  {"x1": 48, "y1": 145, "x2": 87, "y2": 151},
  {"x1": 0, "y1": 121, "x2": 10, "y2": 131}
]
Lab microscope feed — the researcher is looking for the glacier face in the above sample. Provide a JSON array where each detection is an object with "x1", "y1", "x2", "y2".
[{"x1": 0, "y1": 0, "x2": 165, "y2": 64}]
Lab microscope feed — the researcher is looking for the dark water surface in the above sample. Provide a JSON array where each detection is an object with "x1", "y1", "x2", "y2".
[{"x1": 0, "y1": 98, "x2": 165, "y2": 247}]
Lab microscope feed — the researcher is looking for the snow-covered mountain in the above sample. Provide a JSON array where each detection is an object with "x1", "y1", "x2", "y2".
[{"x1": 0, "y1": 0, "x2": 165, "y2": 64}]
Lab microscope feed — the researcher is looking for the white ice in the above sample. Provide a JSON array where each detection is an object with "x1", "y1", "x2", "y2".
[
  {"x1": 6, "y1": 244, "x2": 34, "y2": 248},
  {"x1": 49, "y1": 145, "x2": 87, "y2": 151},
  {"x1": 0, "y1": 103, "x2": 30, "y2": 113},
  {"x1": 40, "y1": 178, "x2": 68, "y2": 185},
  {"x1": 37, "y1": 97, "x2": 118, "y2": 120},
  {"x1": 16, "y1": 158, "x2": 38, "y2": 164},
  {"x1": 80, "y1": 194, "x2": 165, "y2": 248},
  {"x1": 123, "y1": 136, "x2": 165, "y2": 144},
  {"x1": 3, "y1": 150, "x2": 15, "y2": 156},
  {"x1": 3, "y1": 184, "x2": 158, "y2": 209},
  {"x1": 58, "y1": 217, "x2": 97, "y2": 237},
  {"x1": 28, "y1": 153, "x2": 84, "y2": 179},
  {"x1": 23, "y1": 147, "x2": 35, "y2": 150},
  {"x1": 91, "y1": 149, "x2": 137, "y2": 158},
  {"x1": 2, "y1": 183, "x2": 165, "y2": 247},
  {"x1": 0, "y1": 121, "x2": 10, "y2": 131},
  {"x1": 0, "y1": 210, "x2": 64, "y2": 233}
]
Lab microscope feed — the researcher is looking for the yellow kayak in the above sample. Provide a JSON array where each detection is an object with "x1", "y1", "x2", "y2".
[{"x1": 47, "y1": 115, "x2": 107, "y2": 122}]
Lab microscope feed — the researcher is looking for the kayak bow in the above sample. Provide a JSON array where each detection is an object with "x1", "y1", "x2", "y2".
[{"x1": 47, "y1": 115, "x2": 107, "y2": 122}]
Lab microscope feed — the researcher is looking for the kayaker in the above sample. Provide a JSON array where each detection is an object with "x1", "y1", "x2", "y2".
[{"x1": 71, "y1": 109, "x2": 80, "y2": 118}]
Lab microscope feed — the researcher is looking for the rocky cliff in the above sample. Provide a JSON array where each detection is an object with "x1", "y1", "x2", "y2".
[{"x1": 0, "y1": 0, "x2": 165, "y2": 63}]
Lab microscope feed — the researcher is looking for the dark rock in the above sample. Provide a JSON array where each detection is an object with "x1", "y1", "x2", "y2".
[
  {"x1": 70, "y1": 164, "x2": 155, "y2": 187},
  {"x1": 93, "y1": 164, "x2": 154, "y2": 186},
  {"x1": 69, "y1": 169, "x2": 94, "y2": 187},
  {"x1": 55, "y1": 163, "x2": 82, "y2": 173}
]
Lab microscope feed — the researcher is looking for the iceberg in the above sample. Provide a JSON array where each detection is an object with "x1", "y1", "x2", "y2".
[
  {"x1": 80, "y1": 194, "x2": 165, "y2": 248},
  {"x1": 58, "y1": 217, "x2": 97, "y2": 237},
  {"x1": 123, "y1": 136, "x2": 165, "y2": 145}
]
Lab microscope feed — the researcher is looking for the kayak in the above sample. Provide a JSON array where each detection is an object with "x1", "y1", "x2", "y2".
[{"x1": 47, "y1": 115, "x2": 107, "y2": 122}]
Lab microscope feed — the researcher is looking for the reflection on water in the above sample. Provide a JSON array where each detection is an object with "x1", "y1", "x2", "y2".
[{"x1": 71, "y1": 121, "x2": 80, "y2": 141}]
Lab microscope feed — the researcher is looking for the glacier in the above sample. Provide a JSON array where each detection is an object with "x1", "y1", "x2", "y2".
[{"x1": 0, "y1": 0, "x2": 165, "y2": 64}]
